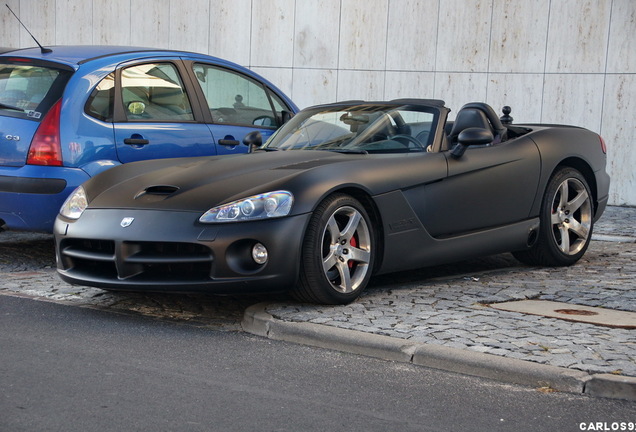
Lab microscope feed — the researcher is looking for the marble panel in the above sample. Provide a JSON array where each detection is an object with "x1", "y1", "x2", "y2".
[
  {"x1": 384, "y1": 71, "x2": 435, "y2": 100},
  {"x1": 12, "y1": 0, "x2": 55, "y2": 48},
  {"x1": 1, "y1": 0, "x2": 21, "y2": 47},
  {"x1": 93, "y1": 0, "x2": 131, "y2": 46},
  {"x1": 251, "y1": 67, "x2": 294, "y2": 98},
  {"x1": 386, "y1": 0, "x2": 438, "y2": 71},
  {"x1": 606, "y1": 0, "x2": 636, "y2": 73},
  {"x1": 489, "y1": 0, "x2": 549, "y2": 73},
  {"x1": 436, "y1": 0, "x2": 492, "y2": 72},
  {"x1": 338, "y1": 0, "x2": 389, "y2": 70},
  {"x1": 55, "y1": 0, "x2": 93, "y2": 45},
  {"x1": 486, "y1": 73, "x2": 543, "y2": 123},
  {"x1": 130, "y1": 0, "x2": 171, "y2": 48},
  {"x1": 601, "y1": 74, "x2": 636, "y2": 205},
  {"x1": 541, "y1": 74, "x2": 604, "y2": 131},
  {"x1": 336, "y1": 70, "x2": 386, "y2": 101},
  {"x1": 294, "y1": 0, "x2": 340, "y2": 69},
  {"x1": 545, "y1": 0, "x2": 612, "y2": 73},
  {"x1": 168, "y1": 0, "x2": 210, "y2": 53},
  {"x1": 291, "y1": 68, "x2": 337, "y2": 109},
  {"x1": 250, "y1": 0, "x2": 295, "y2": 68},
  {"x1": 433, "y1": 73, "x2": 488, "y2": 118},
  {"x1": 208, "y1": 0, "x2": 252, "y2": 65}
]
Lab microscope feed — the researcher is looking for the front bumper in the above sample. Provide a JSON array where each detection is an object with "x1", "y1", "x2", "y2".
[{"x1": 55, "y1": 208, "x2": 311, "y2": 294}]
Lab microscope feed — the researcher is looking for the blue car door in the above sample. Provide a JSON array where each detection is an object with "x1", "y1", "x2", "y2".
[
  {"x1": 187, "y1": 62, "x2": 290, "y2": 151},
  {"x1": 112, "y1": 61, "x2": 220, "y2": 164}
]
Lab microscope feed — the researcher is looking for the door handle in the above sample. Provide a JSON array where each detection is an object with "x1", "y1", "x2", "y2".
[
  {"x1": 218, "y1": 139, "x2": 240, "y2": 146},
  {"x1": 124, "y1": 138, "x2": 150, "y2": 145}
]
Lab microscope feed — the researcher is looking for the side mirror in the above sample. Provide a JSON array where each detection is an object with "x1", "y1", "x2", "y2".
[
  {"x1": 281, "y1": 110, "x2": 293, "y2": 124},
  {"x1": 243, "y1": 131, "x2": 263, "y2": 153},
  {"x1": 450, "y1": 127, "x2": 494, "y2": 159}
]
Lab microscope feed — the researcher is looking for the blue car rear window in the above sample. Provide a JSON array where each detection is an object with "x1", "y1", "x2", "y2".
[{"x1": 0, "y1": 59, "x2": 72, "y2": 121}]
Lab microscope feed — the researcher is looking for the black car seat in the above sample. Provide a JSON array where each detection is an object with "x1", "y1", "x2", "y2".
[{"x1": 447, "y1": 102, "x2": 508, "y2": 148}]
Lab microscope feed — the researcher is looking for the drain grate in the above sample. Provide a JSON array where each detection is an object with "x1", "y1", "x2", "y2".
[{"x1": 490, "y1": 300, "x2": 636, "y2": 329}]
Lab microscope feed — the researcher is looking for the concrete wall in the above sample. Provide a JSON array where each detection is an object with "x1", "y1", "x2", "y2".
[{"x1": 2, "y1": 0, "x2": 634, "y2": 205}]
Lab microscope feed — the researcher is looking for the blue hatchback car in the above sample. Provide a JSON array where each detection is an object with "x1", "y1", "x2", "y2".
[{"x1": 0, "y1": 46, "x2": 298, "y2": 232}]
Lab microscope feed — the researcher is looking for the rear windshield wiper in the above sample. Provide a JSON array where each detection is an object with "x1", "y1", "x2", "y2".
[{"x1": 0, "y1": 102, "x2": 25, "y2": 112}]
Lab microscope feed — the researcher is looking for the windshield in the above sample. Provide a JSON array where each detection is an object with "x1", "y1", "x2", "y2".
[
  {"x1": 0, "y1": 60, "x2": 72, "y2": 120},
  {"x1": 265, "y1": 104, "x2": 439, "y2": 153}
]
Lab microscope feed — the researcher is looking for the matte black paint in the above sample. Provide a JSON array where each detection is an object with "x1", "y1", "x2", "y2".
[{"x1": 54, "y1": 100, "x2": 610, "y2": 295}]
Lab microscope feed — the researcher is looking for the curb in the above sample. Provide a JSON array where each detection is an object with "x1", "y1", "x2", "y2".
[{"x1": 242, "y1": 303, "x2": 636, "y2": 401}]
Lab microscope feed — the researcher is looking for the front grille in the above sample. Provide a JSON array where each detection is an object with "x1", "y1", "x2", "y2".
[{"x1": 60, "y1": 238, "x2": 213, "y2": 283}]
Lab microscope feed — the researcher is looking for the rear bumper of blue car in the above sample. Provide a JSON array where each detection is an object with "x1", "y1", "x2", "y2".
[{"x1": 0, "y1": 165, "x2": 90, "y2": 232}]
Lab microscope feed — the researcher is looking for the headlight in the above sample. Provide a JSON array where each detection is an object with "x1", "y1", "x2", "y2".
[
  {"x1": 59, "y1": 186, "x2": 88, "y2": 220},
  {"x1": 199, "y1": 190, "x2": 293, "y2": 223}
]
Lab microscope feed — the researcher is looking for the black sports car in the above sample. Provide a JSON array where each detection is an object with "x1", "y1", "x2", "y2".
[{"x1": 54, "y1": 100, "x2": 610, "y2": 304}]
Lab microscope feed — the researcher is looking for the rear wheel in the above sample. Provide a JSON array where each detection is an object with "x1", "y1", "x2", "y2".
[
  {"x1": 294, "y1": 194, "x2": 375, "y2": 304},
  {"x1": 514, "y1": 167, "x2": 593, "y2": 266}
]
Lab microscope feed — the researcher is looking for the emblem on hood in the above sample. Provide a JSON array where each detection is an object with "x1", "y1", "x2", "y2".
[{"x1": 120, "y1": 217, "x2": 135, "y2": 227}]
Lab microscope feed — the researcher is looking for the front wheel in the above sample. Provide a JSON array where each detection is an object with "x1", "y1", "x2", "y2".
[
  {"x1": 513, "y1": 167, "x2": 594, "y2": 266},
  {"x1": 293, "y1": 194, "x2": 375, "y2": 304}
]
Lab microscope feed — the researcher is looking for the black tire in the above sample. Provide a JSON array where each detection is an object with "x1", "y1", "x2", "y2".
[
  {"x1": 513, "y1": 167, "x2": 594, "y2": 266},
  {"x1": 293, "y1": 194, "x2": 375, "y2": 304}
]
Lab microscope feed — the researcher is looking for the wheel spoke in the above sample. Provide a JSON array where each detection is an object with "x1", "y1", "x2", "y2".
[
  {"x1": 341, "y1": 211, "x2": 362, "y2": 241},
  {"x1": 348, "y1": 246, "x2": 371, "y2": 264},
  {"x1": 568, "y1": 218, "x2": 589, "y2": 240},
  {"x1": 326, "y1": 214, "x2": 340, "y2": 239},
  {"x1": 322, "y1": 250, "x2": 338, "y2": 273},
  {"x1": 557, "y1": 181, "x2": 568, "y2": 208},
  {"x1": 551, "y1": 211, "x2": 561, "y2": 225},
  {"x1": 335, "y1": 260, "x2": 353, "y2": 293},
  {"x1": 567, "y1": 188, "x2": 589, "y2": 213},
  {"x1": 557, "y1": 225, "x2": 570, "y2": 253}
]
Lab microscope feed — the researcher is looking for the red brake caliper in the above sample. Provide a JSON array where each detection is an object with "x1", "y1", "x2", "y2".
[{"x1": 348, "y1": 236, "x2": 357, "y2": 268}]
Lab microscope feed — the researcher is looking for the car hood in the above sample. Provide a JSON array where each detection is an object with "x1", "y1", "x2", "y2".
[{"x1": 85, "y1": 150, "x2": 362, "y2": 212}]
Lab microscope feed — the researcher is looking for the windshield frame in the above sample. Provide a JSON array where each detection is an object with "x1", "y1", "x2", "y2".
[{"x1": 263, "y1": 101, "x2": 444, "y2": 154}]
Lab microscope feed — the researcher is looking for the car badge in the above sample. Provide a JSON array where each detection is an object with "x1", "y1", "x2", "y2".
[{"x1": 120, "y1": 217, "x2": 135, "y2": 228}]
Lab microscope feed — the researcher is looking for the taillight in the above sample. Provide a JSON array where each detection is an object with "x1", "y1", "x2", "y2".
[
  {"x1": 599, "y1": 135, "x2": 607, "y2": 154},
  {"x1": 27, "y1": 99, "x2": 63, "y2": 166}
]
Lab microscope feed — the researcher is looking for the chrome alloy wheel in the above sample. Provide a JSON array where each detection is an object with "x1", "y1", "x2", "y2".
[
  {"x1": 321, "y1": 205, "x2": 372, "y2": 294},
  {"x1": 550, "y1": 177, "x2": 592, "y2": 256}
]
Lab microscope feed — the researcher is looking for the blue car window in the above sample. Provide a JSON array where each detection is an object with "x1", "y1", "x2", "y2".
[
  {"x1": 0, "y1": 62, "x2": 70, "y2": 120},
  {"x1": 85, "y1": 72, "x2": 115, "y2": 122},
  {"x1": 120, "y1": 63, "x2": 194, "y2": 122},
  {"x1": 192, "y1": 63, "x2": 278, "y2": 128}
]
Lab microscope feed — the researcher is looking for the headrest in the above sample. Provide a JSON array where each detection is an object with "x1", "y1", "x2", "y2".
[{"x1": 150, "y1": 87, "x2": 184, "y2": 106}]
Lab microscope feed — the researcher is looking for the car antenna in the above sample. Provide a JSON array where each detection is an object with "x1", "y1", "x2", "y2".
[{"x1": 5, "y1": 4, "x2": 52, "y2": 54}]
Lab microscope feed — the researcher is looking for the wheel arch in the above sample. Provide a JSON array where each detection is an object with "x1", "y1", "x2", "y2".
[
  {"x1": 552, "y1": 157, "x2": 598, "y2": 214},
  {"x1": 319, "y1": 186, "x2": 385, "y2": 274}
]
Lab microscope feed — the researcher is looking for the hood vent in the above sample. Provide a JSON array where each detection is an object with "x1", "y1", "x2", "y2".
[{"x1": 135, "y1": 185, "x2": 180, "y2": 199}]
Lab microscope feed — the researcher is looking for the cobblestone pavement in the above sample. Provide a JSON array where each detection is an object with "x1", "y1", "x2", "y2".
[
  {"x1": 267, "y1": 206, "x2": 636, "y2": 378},
  {"x1": 1, "y1": 207, "x2": 635, "y2": 379}
]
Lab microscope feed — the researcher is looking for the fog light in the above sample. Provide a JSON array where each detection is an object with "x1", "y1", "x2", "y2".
[{"x1": 252, "y1": 243, "x2": 268, "y2": 265}]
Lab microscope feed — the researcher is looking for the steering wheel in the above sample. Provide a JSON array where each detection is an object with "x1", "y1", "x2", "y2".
[{"x1": 390, "y1": 134, "x2": 425, "y2": 150}]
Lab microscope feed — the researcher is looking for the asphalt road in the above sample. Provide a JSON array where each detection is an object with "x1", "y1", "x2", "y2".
[{"x1": 1, "y1": 294, "x2": 633, "y2": 432}]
